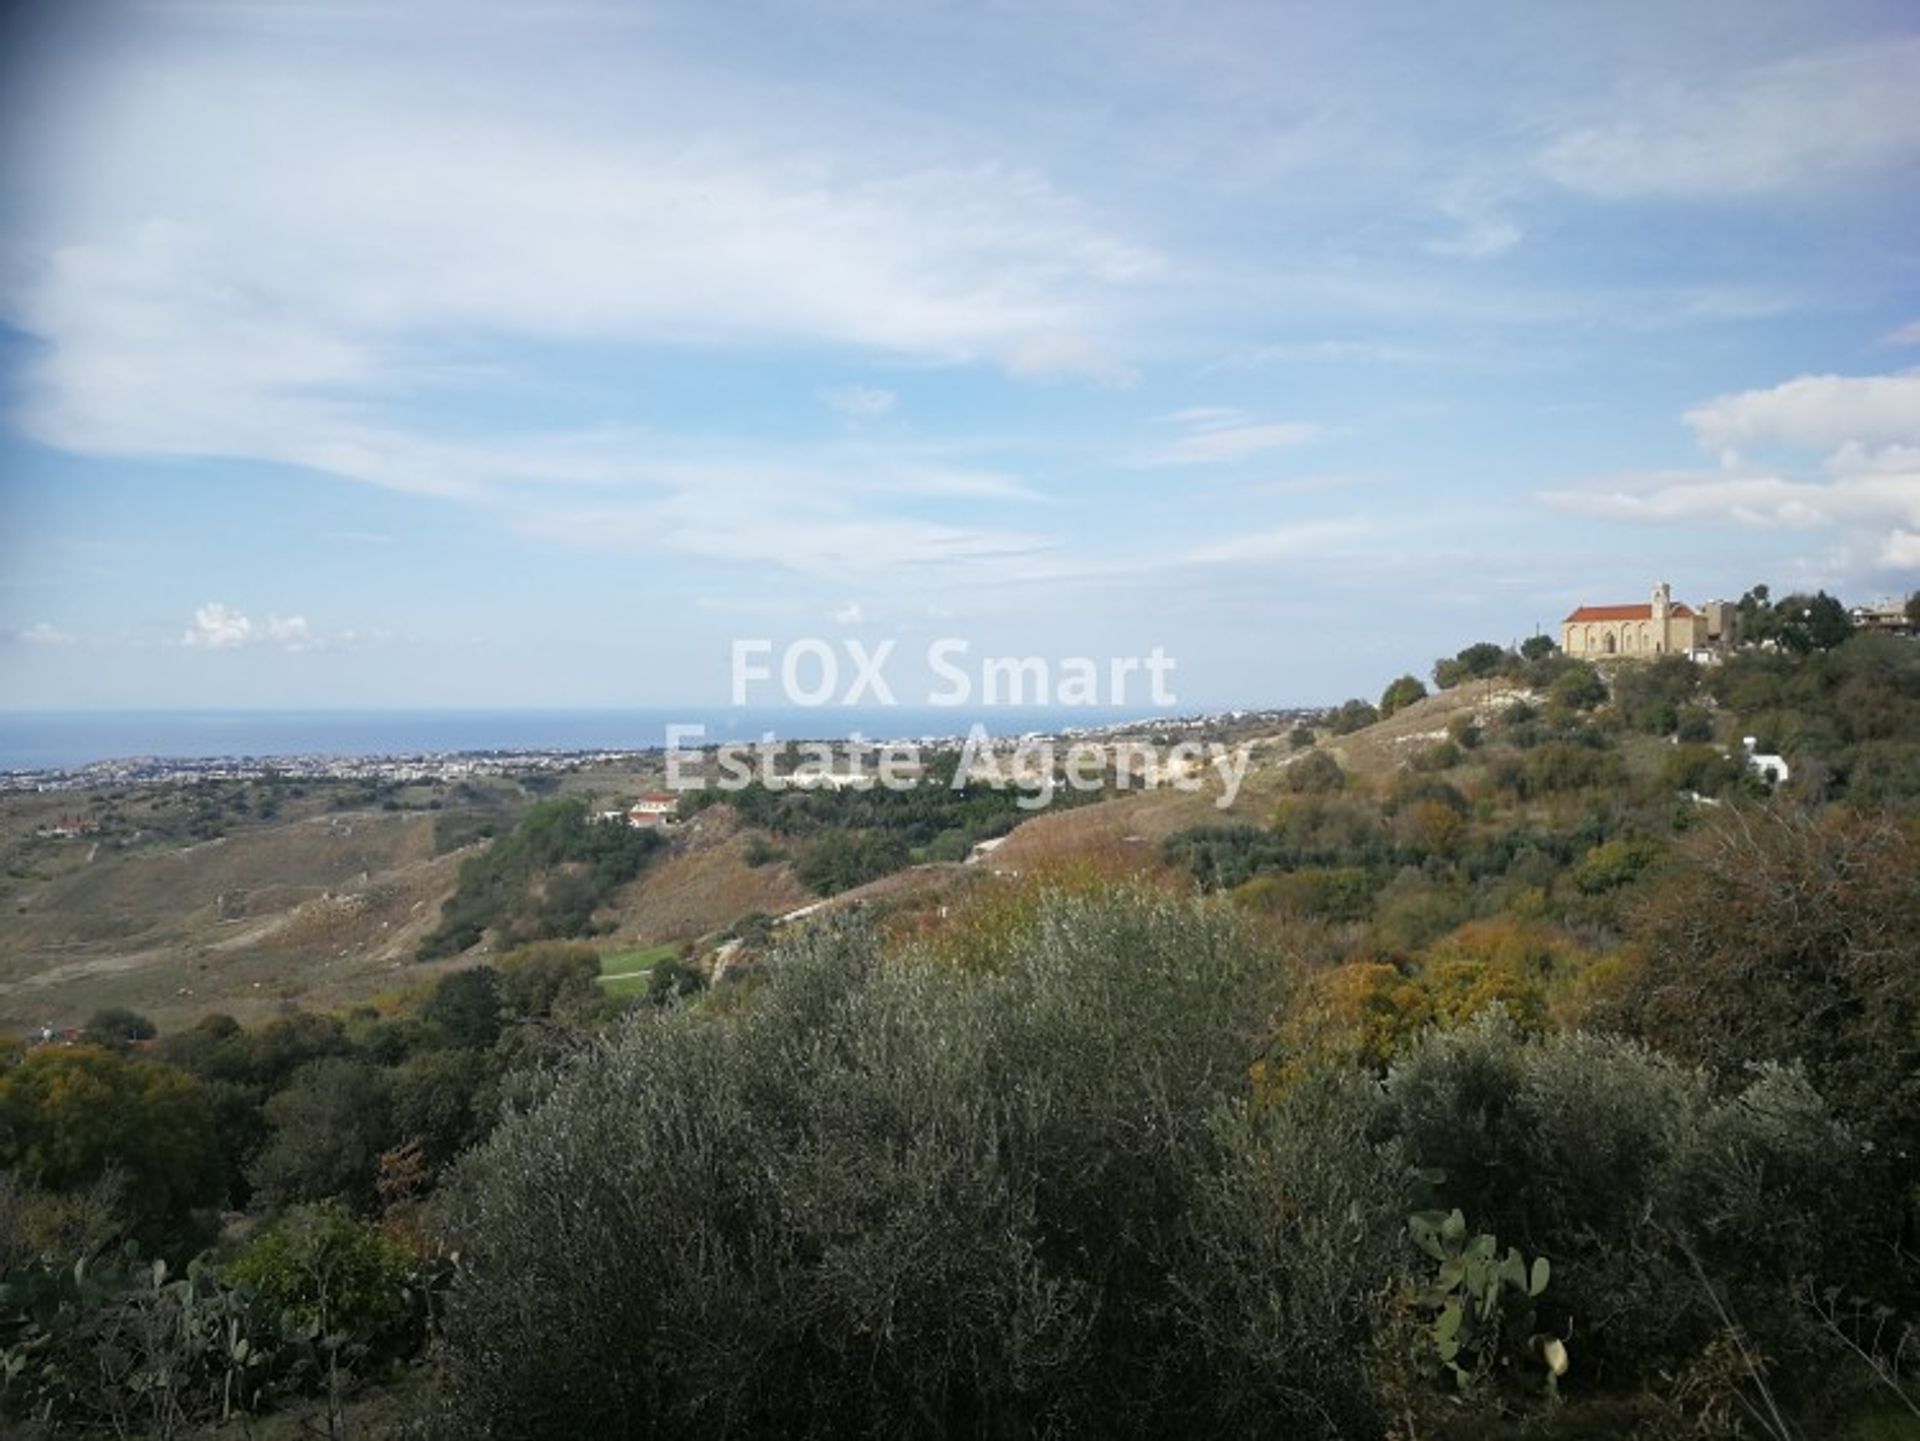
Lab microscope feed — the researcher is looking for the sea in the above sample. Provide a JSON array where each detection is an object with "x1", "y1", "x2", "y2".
[{"x1": 0, "y1": 707, "x2": 1192, "y2": 772}]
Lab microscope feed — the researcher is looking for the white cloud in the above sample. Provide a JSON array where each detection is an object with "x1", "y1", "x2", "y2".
[
  {"x1": 829, "y1": 601, "x2": 864, "y2": 625},
  {"x1": 1539, "y1": 39, "x2": 1920, "y2": 199},
  {"x1": 1887, "y1": 321, "x2": 1920, "y2": 347},
  {"x1": 1135, "y1": 407, "x2": 1321, "y2": 467},
  {"x1": 181, "y1": 604, "x2": 323, "y2": 652},
  {"x1": 182, "y1": 603, "x2": 255, "y2": 650},
  {"x1": 6, "y1": 49, "x2": 1160, "y2": 478},
  {"x1": 2, "y1": 621, "x2": 77, "y2": 647},
  {"x1": 1882, "y1": 531, "x2": 1920, "y2": 568},
  {"x1": 821, "y1": 385, "x2": 897, "y2": 419},
  {"x1": 1538, "y1": 365, "x2": 1920, "y2": 581},
  {"x1": 1539, "y1": 470, "x2": 1920, "y2": 532},
  {"x1": 266, "y1": 615, "x2": 316, "y2": 651},
  {"x1": 1426, "y1": 216, "x2": 1522, "y2": 259},
  {"x1": 1683, "y1": 372, "x2": 1920, "y2": 454},
  {"x1": 541, "y1": 511, "x2": 1055, "y2": 579},
  {"x1": 0, "y1": 25, "x2": 1172, "y2": 640},
  {"x1": 0, "y1": 34, "x2": 1128, "y2": 591},
  {"x1": 1424, "y1": 181, "x2": 1522, "y2": 260},
  {"x1": 1002, "y1": 333, "x2": 1140, "y2": 386},
  {"x1": 484, "y1": 440, "x2": 1057, "y2": 572}
]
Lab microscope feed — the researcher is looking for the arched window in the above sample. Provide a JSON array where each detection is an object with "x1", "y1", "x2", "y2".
[{"x1": 1604, "y1": 631, "x2": 1616, "y2": 654}]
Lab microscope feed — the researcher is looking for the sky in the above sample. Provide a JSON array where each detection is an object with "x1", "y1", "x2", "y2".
[{"x1": 0, "y1": 0, "x2": 1917, "y2": 713}]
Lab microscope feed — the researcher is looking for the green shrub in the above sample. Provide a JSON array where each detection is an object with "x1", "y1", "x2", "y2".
[
  {"x1": 1661, "y1": 743, "x2": 1748, "y2": 797},
  {"x1": 0, "y1": 1047, "x2": 221, "y2": 1243},
  {"x1": 1172, "y1": 1070, "x2": 1410, "y2": 1437},
  {"x1": 495, "y1": 941, "x2": 603, "y2": 1019},
  {"x1": 1381, "y1": 675, "x2": 1429, "y2": 717},
  {"x1": 1614, "y1": 807, "x2": 1920, "y2": 1174},
  {"x1": 1287, "y1": 750, "x2": 1347, "y2": 794},
  {"x1": 1382, "y1": 1014, "x2": 1871, "y2": 1393},
  {"x1": 1373, "y1": 873, "x2": 1472, "y2": 951},
  {"x1": 390, "y1": 1047, "x2": 497, "y2": 1169},
  {"x1": 644, "y1": 957, "x2": 707, "y2": 1005},
  {"x1": 0, "y1": 1247, "x2": 283, "y2": 1431},
  {"x1": 1409, "y1": 740, "x2": 1460, "y2": 774},
  {"x1": 1548, "y1": 664, "x2": 1607, "y2": 712},
  {"x1": 1674, "y1": 705, "x2": 1714, "y2": 743},
  {"x1": 791, "y1": 826, "x2": 909, "y2": 894},
  {"x1": 1571, "y1": 838, "x2": 1661, "y2": 894},
  {"x1": 248, "y1": 1059, "x2": 394, "y2": 1211},
  {"x1": 1434, "y1": 643, "x2": 1520, "y2": 690},
  {"x1": 78, "y1": 1008, "x2": 157, "y2": 1049},
  {"x1": 1507, "y1": 742, "x2": 1624, "y2": 799},
  {"x1": 420, "y1": 798, "x2": 663, "y2": 958},
  {"x1": 740, "y1": 833, "x2": 785, "y2": 866},
  {"x1": 1164, "y1": 824, "x2": 1291, "y2": 890},
  {"x1": 1328, "y1": 699, "x2": 1380, "y2": 735},
  {"x1": 1611, "y1": 656, "x2": 1700, "y2": 734},
  {"x1": 426, "y1": 967, "x2": 502, "y2": 1049},
  {"x1": 226, "y1": 1202, "x2": 413, "y2": 1340},
  {"x1": 1843, "y1": 739, "x2": 1920, "y2": 807},
  {"x1": 1234, "y1": 866, "x2": 1378, "y2": 923},
  {"x1": 438, "y1": 895, "x2": 1417, "y2": 1439}
]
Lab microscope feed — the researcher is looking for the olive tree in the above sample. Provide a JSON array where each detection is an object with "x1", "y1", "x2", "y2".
[{"x1": 437, "y1": 894, "x2": 1409, "y2": 1440}]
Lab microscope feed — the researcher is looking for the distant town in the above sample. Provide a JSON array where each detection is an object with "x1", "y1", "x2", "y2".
[{"x1": 1, "y1": 709, "x2": 1313, "y2": 795}]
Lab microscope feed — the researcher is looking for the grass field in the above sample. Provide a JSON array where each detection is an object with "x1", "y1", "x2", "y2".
[{"x1": 597, "y1": 943, "x2": 679, "y2": 997}]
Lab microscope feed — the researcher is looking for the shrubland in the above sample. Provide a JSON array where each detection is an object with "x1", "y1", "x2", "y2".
[
  {"x1": 418, "y1": 797, "x2": 664, "y2": 958},
  {"x1": 5, "y1": 606, "x2": 1920, "y2": 1437}
]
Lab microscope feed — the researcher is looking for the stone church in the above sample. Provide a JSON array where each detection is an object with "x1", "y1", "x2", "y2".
[{"x1": 1562, "y1": 582, "x2": 1734, "y2": 659}]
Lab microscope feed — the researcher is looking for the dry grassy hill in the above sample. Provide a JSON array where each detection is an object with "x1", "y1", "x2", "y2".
[
  {"x1": 0, "y1": 806, "x2": 486, "y2": 1033},
  {"x1": 601, "y1": 805, "x2": 813, "y2": 946},
  {"x1": 0, "y1": 688, "x2": 1549, "y2": 1033},
  {"x1": 987, "y1": 682, "x2": 1539, "y2": 879},
  {"x1": 1300, "y1": 680, "x2": 1535, "y2": 780}
]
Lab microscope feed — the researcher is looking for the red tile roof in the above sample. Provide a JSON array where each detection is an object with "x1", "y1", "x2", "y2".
[{"x1": 1564, "y1": 602, "x2": 1695, "y2": 623}]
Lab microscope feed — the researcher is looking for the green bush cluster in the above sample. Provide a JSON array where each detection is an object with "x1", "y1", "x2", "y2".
[
  {"x1": 420, "y1": 797, "x2": 664, "y2": 958},
  {"x1": 434, "y1": 898, "x2": 1908, "y2": 1439},
  {"x1": 1382, "y1": 1014, "x2": 1873, "y2": 1394},
  {"x1": 0, "y1": 1207, "x2": 439, "y2": 1436},
  {"x1": 438, "y1": 896, "x2": 1422, "y2": 1440},
  {"x1": 685, "y1": 753, "x2": 1078, "y2": 884}
]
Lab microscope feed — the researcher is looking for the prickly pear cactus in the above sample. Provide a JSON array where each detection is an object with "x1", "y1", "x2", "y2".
[{"x1": 1405, "y1": 1207, "x2": 1566, "y2": 1400}]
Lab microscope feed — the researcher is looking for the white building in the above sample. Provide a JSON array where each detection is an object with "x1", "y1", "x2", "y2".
[{"x1": 1742, "y1": 737, "x2": 1789, "y2": 787}]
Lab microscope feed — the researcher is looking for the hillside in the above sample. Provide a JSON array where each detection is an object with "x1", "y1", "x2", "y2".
[
  {"x1": 6, "y1": 625, "x2": 1914, "y2": 1032},
  {"x1": 987, "y1": 681, "x2": 1538, "y2": 878},
  {"x1": 5, "y1": 625, "x2": 1918, "y2": 1441},
  {"x1": 0, "y1": 763, "x2": 657, "y2": 1031},
  {"x1": 599, "y1": 804, "x2": 815, "y2": 945}
]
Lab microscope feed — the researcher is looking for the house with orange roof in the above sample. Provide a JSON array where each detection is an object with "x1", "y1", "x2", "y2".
[
  {"x1": 1561, "y1": 582, "x2": 1735, "y2": 660},
  {"x1": 627, "y1": 793, "x2": 682, "y2": 828}
]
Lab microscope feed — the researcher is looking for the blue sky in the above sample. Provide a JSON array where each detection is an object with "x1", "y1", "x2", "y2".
[{"x1": 1, "y1": 0, "x2": 1916, "y2": 711}]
